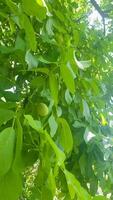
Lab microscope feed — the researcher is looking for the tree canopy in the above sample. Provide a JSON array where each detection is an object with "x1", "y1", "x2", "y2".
[{"x1": 0, "y1": 0, "x2": 113, "y2": 199}]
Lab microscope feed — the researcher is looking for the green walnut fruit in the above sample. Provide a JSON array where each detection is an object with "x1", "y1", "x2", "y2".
[{"x1": 37, "y1": 103, "x2": 49, "y2": 117}]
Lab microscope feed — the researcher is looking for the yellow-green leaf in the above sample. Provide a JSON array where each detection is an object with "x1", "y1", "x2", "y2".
[
  {"x1": 49, "y1": 71, "x2": 58, "y2": 105},
  {"x1": 58, "y1": 118, "x2": 73, "y2": 154},
  {"x1": 0, "y1": 127, "x2": 15, "y2": 177},
  {"x1": 22, "y1": 0, "x2": 46, "y2": 21},
  {"x1": 60, "y1": 64, "x2": 75, "y2": 94},
  {"x1": 0, "y1": 170, "x2": 22, "y2": 200}
]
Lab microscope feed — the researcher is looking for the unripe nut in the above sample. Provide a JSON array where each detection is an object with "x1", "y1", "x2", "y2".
[{"x1": 37, "y1": 103, "x2": 49, "y2": 117}]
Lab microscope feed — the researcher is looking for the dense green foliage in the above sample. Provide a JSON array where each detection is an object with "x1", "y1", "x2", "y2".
[{"x1": 0, "y1": 0, "x2": 113, "y2": 199}]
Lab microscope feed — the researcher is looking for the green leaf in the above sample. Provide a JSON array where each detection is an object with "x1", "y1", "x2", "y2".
[
  {"x1": 34, "y1": 67, "x2": 49, "y2": 74},
  {"x1": 54, "y1": 10, "x2": 65, "y2": 22},
  {"x1": 64, "y1": 169, "x2": 91, "y2": 200},
  {"x1": 13, "y1": 118, "x2": 23, "y2": 172},
  {"x1": 0, "y1": 102, "x2": 16, "y2": 109},
  {"x1": 90, "y1": 176, "x2": 98, "y2": 196},
  {"x1": 0, "y1": 45, "x2": 15, "y2": 54},
  {"x1": 73, "y1": 30, "x2": 79, "y2": 47},
  {"x1": 74, "y1": 55, "x2": 91, "y2": 70},
  {"x1": 49, "y1": 71, "x2": 58, "y2": 105},
  {"x1": 73, "y1": 121, "x2": 86, "y2": 128},
  {"x1": 30, "y1": 76, "x2": 45, "y2": 89},
  {"x1": 65, "y1": 89, "x2": 72, "y2": 105},
  {"x1": 0, "y1": 109, "x2": 14, "y2": 126},
  {"x1": 36, "y1": 0, "x2": 44, "y2": 6},
  {"x1": 25, "y1": 115, "x2": 66, "y2": 166},
  {"x1": 64, "y1": 169, "x2": 79, "y2": 199},
  {"x1": 37, "y1": 55, "x2": 52, "y2": 64},
  {"x1": 53, "y1": 19, "x2": 66, "y2": 33},
  {"x1": 5, "y1": 0, "x2": 19, "y2": 15},
  {"x1": 79, "y1": 153, "x2": 87, "y2": 176},
  {"x1": 15, "y1": 35, "x2": 26, "y2": 51},
  {"x1": 46, "y1": 169, "x2": 56, "y2": 197},
  {"x1": 0, "y1": 170, "x2": 22, "y2": 200},
  {"x1": 58, "y1": 118, "x2": 73, "y2": 154},
  {"x1": 60, "y1": 64, "x2": 75, "y2": 94},
  {"x1": 2, "y1": 91, "x2": 20, "y2": 102},
  {"x1": 48, "y1": 114, "x2": 58, "y2": 137},
  {"x1": 29, "y1": 66, "x2": 49, "y2": 74},
  {"x1": 9, "y1": 18, "x2": 15, "y2": 34},
  {"x1": 21, "y1": 14, "x2": 37, "y2": 51},
  {"x1": 0, "y1": 127, "x2": 15, "y2": 177},
  {"x1": 22, "y1": 0, "x2": 46, "y2": 21},
  {"x1": 0, "y1": 11, "x2": 7, "y2": 19},
  {"x1": 25, "y1": 50, "x2": 38, "y2": 70},
  {"x1": 44, "y1": 130, "x2": 66, "y2": 166},
  {"x1": 38, "y1": 45, "x2": 59, "y2": 63},
  {"x1": 0, "y1": 76, "x2": 14, "y2": 90},
  {"x1": 93, "y1": 196, "x2": 107, "y2": 200},
  {"x1": 82, "y1": 100, "x2": 91, "y2": 121},
  {"x1": 24, "y1": 115, "x2": 41, "y2": 131},
  {"x1": 46, "y1": 18, "x2": 54, "y2": 37}
]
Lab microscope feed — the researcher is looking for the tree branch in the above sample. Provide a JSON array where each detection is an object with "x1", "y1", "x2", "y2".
[
  {"x1": 90, "y1": 0, "x2": 108, "y2": 35},
  {"x1": 90, "y1": 0, "x2": 108, "y2": 18}
]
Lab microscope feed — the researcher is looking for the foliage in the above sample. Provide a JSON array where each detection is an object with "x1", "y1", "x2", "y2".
[{"x1": 0, "y1": 0, "x2": 113, "y2": 199}]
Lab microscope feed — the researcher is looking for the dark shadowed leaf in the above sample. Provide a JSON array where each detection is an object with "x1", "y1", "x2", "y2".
[{"x1": 0, "y1": 109, "x2": 14, "y2": 126}]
